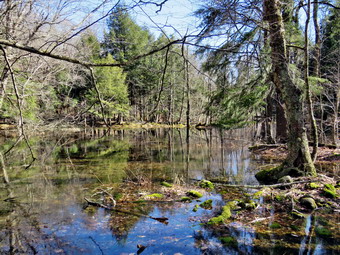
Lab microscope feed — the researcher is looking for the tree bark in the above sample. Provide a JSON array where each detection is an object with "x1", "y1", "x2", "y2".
[
  {"x1": 304, "y1": 0, "x2": 318, "y2": 161},
  {"x1": 263, "y1": 0, "x2": 316, "y2": 176}
]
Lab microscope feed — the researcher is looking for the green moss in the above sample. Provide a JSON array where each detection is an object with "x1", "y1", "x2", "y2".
[
  {"x1": 290, "y1": 225, "x2": 300, "y2": 231},
  {"x1": 160, "y1": 181, "x2": 173, "y2": 188},
  {"x1": 255, "y1": 166, "x2": 303, "y2": 184},
  {"x1": 208, "y1": 201, "x2": 236, "y2": 224},
  {"x1": 199, "y1": 180, "x2": 214, "y2": 189},
  {"x1": 200, "y1": 199, "x2": 213, "y2": 209},
  {"x1": 309, "y1": 182, "x2": 321, "y2": 189},
  {"x1": 274, "y1": 194, "x2": 285, "y2": 202},
  {"x1": 193, "y1": 204, "x2": 199, "y2": 212},
  {"x1": 145, "y1": 193, "x2": 163, "y2": 199},
  {"x1": 238, "y1": 200, "x2": 257, "y2": 210},
  {"x1": 269, "y1": 222, "x2": 281, "y2": 229},
  {"x1": 323, "y1": 184, "x2": 338, "y2": 198},
  {"x1": 134, "y1": 200, "x2": 146, "y2": 204},
  {"x1": 253, "y1": 190, "x2": 263, "y2": 199},
  {"x1": 300, "y1": 197, "x2": 317, "y2": 210},
  {"x1": 180, "y1": 196, "x2": 192, "y2": 202},
  {"x1": 219, "y1": 236, "x2": 238, "y2": 248},
  {"x1": 187, "y1": 190, "x2": 203, "y2": 198},
  {"x1": 315, "y1": 227, "x2": 332, "y2": 237},
  {"x1": 291, "y1": 211, "x2": 308, "y2": 219}
]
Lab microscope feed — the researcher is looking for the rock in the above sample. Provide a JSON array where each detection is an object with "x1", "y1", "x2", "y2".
[
  {"x1": 300, "y1": 197, "x2": 318, "y2": 210},
  {"x1": 199, "y1": 199, "x2": 213, "y2": 209},
  {"x1": 238, "y1": 200, "x2": 257, "y2": 210},
  {"x1": 255, "y1": 166, "x2": 303, "y2": 184},
  {"x1": 187, "y1": 190, "x2": 203, "y2": 198},
  {"x1": 278, "y1": 175, "x2": 293, "y2": 184},
  {"x1": 199, "y1": 180, "x2": 214, "y2": 189},
  {"x1": 192, "y1": 204, "x2": 199, "y2": 212},
  {"x1": 208, "y1": 201, "x2": 237, "y2": 224},
  {"x1": 180, "y1": 196, "x2": 192, "y2": 202}
]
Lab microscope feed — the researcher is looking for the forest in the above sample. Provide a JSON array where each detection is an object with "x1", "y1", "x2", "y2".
[
  {"x1": 0, "y1": 0, "x2": 339, "y2": 254},
  {"x1": 1, "y1": 0, "x2": 339, "y2": 178}
]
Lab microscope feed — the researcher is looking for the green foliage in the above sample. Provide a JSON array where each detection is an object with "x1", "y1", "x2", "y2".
[
  {"x1": 88, "y1": 54, "x2": 129, "y2": 118},
  {"x1": 207, "y1": 75, "x2": 268, "y2": 128}
]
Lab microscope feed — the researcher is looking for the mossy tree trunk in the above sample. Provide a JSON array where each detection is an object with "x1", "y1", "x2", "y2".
[{"x1": 263, "y1": 0, "x2": 316, "y2": 176}]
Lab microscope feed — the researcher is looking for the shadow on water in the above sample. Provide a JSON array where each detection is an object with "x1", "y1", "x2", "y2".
[{"x1": 0, "y1": 128, "x2": 338, "y2": 254}]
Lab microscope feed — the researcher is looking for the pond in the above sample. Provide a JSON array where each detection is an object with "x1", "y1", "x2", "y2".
[{"x1": 0, "y1": 128, "x2": 338, "y2": 254}]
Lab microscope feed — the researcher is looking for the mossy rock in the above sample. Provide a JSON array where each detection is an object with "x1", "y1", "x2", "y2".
[
  {"x1": 199, "y1": 180, "x2": 214, "y2": 189},
  {"x1": 315, "y1": 227, "x2": 332, "y2": 237},
  {"x1": 255, "y1": 166, "x2": 303, "y2": 184},
  {"x1": 300, "y1": 197, "x2": 317, "y2": 210},
  {"x1": 238, "y1": 200, "x2": 257, "y2": 210},
  {"x1": 145, "y1": 193, "x2": 163, "y2": 199},
  {"x1": 180, "y1": 196, "x2": 192, "y2": 202},
  {"x1": 208, "y1": 201, "x2": 236, "y2": 224},
  {"x1": 269, "y1": 222, "x2": 281, "y2": 229},
  {"x1": 200, "y1": 199, "x2": 213, "y2": 209},
  {"x1": 187, "y1": 190, "x2": 203, "y2": 198},
  {"x1": 160, "y1": 181, "x2": 173, "y2": 188},
  {"x1": 219, "y1": 236, "x2": 238, "y2": 248},
  {"x1": 278, "y1": 175, "x2": 293, "y2": 184},
  {"x1": 323, "y1": 184, "x2": 338, "y2": 198},
  {"x1": 193, "y1": 204, "x2": 199, "y2": 212}
]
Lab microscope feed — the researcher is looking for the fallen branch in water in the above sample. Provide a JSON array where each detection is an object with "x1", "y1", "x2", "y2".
[
  {"x1": 216, "y1": 180, "x2": 317, "y2": 189},
  {"x1": 84, "y1": 197, "x2": 169, "y2": 224}
]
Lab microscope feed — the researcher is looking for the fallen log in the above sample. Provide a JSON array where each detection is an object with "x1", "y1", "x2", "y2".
[
  {"x1": 84, "y1": 197, "x2": 169, "y2": 224},
  {"x1": 215, "y1": 180, "x2": 317, "y2": 189}
]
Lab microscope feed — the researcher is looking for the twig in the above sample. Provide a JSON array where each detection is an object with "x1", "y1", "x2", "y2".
[
  {"x1": 89, "y1": 236, "x2": 104, "y2": 255},
  {"x1": 84, "y1": 197, "x2": 168, "y2": 224},
  {"x1": 0, "y1": 45, "x2": 36, "y2": 166}
]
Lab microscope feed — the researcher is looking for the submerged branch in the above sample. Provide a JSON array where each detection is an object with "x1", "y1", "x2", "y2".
[{"x1": 84, "y1": 197, "x2": 169, "y2": 224}]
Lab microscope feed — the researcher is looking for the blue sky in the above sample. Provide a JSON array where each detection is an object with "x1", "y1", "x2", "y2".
[{"x1": 130, "y1": 0, "x2": 201, "y2": 38}]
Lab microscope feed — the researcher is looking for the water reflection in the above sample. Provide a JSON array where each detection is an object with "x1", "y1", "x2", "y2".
[{"x1": 0, "y1": 128, "x2": 338, "y2": 254}]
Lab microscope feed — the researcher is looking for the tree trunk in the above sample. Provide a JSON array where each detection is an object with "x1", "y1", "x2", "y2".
[
  {"x1": 304, "y1": 0, "x2": 318, "y2": 161},
  {"x1": 275, "y1": 93, "x2": 287, "y2": 142},
  {"x1": 334, "y1": 80, "x2": 340, "y2": 147},
  {"x1": 263, "y1": 0, "x2": 316, "y2": 176}
]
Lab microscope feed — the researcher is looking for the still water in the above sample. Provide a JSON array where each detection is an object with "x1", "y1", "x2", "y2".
[{"x1": 0, "y1": 128, "x2": 338, "y2": 254}]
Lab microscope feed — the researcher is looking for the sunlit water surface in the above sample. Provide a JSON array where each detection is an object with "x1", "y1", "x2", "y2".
[{"x1": 0, "y1": 128, "x2": 338, "y2": 254}]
